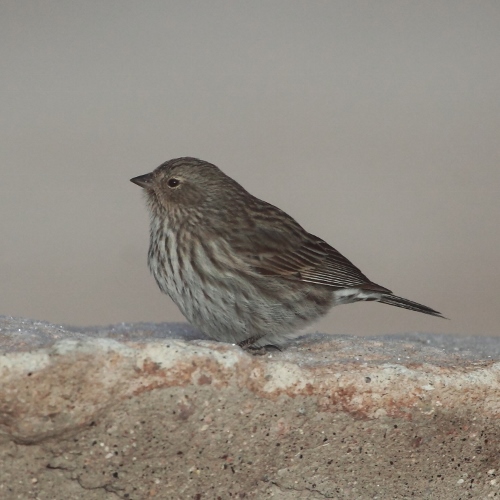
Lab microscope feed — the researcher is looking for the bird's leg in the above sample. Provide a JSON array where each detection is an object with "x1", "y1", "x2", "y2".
[
  {"x1": 238, "y1": 335, "x2": 282, "y2": 355},
  {"x1": 237, "y1": 334, "x2": 261, "y2": 348}
]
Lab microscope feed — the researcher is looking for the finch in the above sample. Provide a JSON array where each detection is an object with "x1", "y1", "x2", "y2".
[{"x1": 131, "y1": 157, "x2": 443, "y2": 348}]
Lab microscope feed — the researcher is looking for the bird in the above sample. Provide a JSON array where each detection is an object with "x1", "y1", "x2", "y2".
[{"x1": 131, "y1": 157, "x2": 443, "y2": 349}]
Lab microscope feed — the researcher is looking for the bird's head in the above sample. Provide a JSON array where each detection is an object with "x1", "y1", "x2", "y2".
[{"x1": 133, "y1": 157, "x2": 247, "y2": 213}]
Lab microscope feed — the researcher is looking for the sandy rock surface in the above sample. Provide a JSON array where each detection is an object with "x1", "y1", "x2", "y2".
[{"x1": 1, "y1": 315, "x2": 499, "y2": 499}]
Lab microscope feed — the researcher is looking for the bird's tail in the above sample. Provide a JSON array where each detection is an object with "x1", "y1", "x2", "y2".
[{"x1": 379, "y1": 294, "x2": 445, "y2": 319}]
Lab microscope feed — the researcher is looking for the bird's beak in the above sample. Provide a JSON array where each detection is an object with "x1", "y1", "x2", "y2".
[{"x1": 130, "y1": 173, "x2": 154, "y2": 189}]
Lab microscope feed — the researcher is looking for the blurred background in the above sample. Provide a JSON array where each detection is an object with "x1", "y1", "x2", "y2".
[{"x1": 1, "y1": 1, "x2": 499, "y2": 337}]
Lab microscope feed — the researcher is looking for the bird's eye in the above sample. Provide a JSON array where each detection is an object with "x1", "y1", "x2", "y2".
[{"x1": 167, "y1": 178, "x2": 180, "y2": 188}]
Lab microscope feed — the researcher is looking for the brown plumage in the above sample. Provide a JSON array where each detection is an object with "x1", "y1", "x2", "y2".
[{"x1": 131, "y1": 157, "x2": 443, "y2": 348}]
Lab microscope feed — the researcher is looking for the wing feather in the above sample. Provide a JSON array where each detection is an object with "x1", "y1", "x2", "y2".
[{"x1": 225, "y1": 204, "x2": 390, "y2": 293}]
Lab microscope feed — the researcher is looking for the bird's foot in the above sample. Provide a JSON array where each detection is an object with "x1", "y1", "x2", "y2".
[{"x1": 241, "y1": 345, "x2": 282, "y2": 356}]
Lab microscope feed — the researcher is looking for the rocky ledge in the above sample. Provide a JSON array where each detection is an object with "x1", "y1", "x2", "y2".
[{"x1": 1, "y1": 315, "x2": 499, "y2": 499}]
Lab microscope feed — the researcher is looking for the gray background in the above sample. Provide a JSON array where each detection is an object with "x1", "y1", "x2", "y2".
[{"x1": 1, "y1": 1, "x2": 499, "y2": 336}]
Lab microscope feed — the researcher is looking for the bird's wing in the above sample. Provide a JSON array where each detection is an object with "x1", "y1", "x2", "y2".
[{"x1": 226, "y1": 203, "x2": 391, "y2": 292}]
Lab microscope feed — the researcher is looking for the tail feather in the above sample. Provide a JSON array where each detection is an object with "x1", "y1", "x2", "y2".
[{"x1": 379, "y1": 294, "x2": 446, "y2": 319}]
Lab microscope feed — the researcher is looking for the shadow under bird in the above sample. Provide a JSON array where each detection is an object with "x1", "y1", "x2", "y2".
[{"x1": 131, "y1": 157, "x2": 443, "y2": 349}]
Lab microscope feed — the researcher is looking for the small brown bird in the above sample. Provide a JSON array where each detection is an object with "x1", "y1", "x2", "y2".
[{"x1": 131, "y1": 157, "x2": 443, "y2": 348}]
